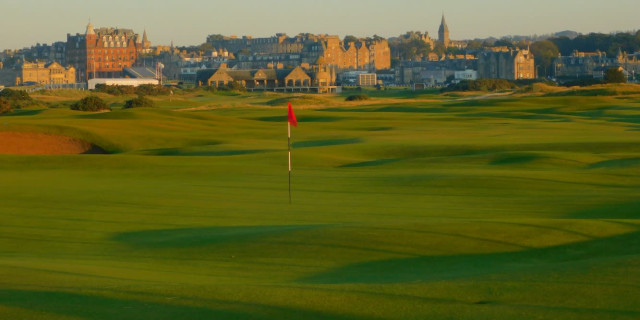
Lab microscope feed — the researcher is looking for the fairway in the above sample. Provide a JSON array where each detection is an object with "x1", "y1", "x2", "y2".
[{"x1": 2, "y1": 88, "x2": 640, "y2": 319}]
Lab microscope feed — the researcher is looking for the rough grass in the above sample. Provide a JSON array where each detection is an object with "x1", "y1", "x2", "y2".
[{"x1": 1, "y1": 89, "x2": 640, "y2": 319}]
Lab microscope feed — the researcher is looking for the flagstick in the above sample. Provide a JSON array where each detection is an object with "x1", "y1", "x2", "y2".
[{"x1": 288, "y1": 121, "x2": 292, "y2": 204}]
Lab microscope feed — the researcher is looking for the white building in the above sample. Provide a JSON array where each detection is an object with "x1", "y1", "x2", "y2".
[
  {"x1": 454, "y1": 70, "x2": 478, "y2": 81},
  {"x1": 357, "y1": 73, "x2": 377, "y2": 86},
  {"x1": 88, "y1": 78, "x2": 159, "y2": 90}
]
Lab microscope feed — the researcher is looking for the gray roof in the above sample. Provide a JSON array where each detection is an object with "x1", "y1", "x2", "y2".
[{"x1": 124, "y1": 67, "x2": 157, "y2": 79}]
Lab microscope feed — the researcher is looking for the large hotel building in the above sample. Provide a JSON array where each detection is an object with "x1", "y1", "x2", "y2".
[{"x1": 66, "y1": 23, "x2": 149, "y2": 82}]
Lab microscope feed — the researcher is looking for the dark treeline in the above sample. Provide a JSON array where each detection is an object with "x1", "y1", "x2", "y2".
[{"x1": 549, "y1": 31, "x2": 640, "y2": 56}]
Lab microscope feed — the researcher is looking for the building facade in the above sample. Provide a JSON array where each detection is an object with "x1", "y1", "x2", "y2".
[
  {"x1": 195, "y1": 64, "x2": 338, "y2": 93},
  {"x1": 22, "y1": 42, "x2": 67, "y2": 65},
  {"x1": 553, "y1": 50, "x2": 640, "y2": 81},
  {"x1": 477, "y1": 48, "x2": 535, "y2": 80},
  {"x1": 66, "y1": 22, "x2": 145, "y2": 82},
  {"x1": 396, "y1": 56, "x2": 477, "y2": 85},
  {"x1": 19, "y1": 61, "x2": 75, "y2": 85},
  {"x1": 206, "y1": 33, "x2": 391, "y2": 71}
]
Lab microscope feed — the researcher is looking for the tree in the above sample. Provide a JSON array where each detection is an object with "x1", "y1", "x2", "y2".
[
  {"x1": 388, "y1": 31, "x2": 432, "y2": 60},
  {"x1": 226, "y1": 81, "x2": 246, "y2": 92},
  {"x1": 516, "y1": 40, "x2": 530, "y2": 49},
  {"x1": 207, "y1": 34, "x2": 225, "y2": 41},
  {"x1": 465, "y1": 40, "x2": 483, "y2": 51},
  {"x1": 199, "y1": 42, "x2": 214, "y2": 53},
  {"x1": 549, "y1": 32, "x2": 640, "y2": 56},
  {"x1": 371, "y1": 34, "x2": 385, "y2": 42},
  {"x1": 344, "y1": 35, "x2": 358, "y2": 44},
  {"x1": 445, "y1": 46, "x2": 460, "y2": 55},
  {"x1": 493, "y1": 39, "x2": 516, "y2": 49},
  {"x1": 604, "y1": 68, "x2": 627, "y2": 84},
  {"x1": 530, "y1": 40, "x2": 560, "y2": 77},
  {"x1": 71, "y1": 95, "x2": 110, "y2": 112},
  {"x1": 433, "y1": 42, "x2": 446, "y2": 57}
]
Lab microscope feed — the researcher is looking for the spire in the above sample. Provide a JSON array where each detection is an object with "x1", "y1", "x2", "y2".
[
  {"x1": 439, "y1": 14, "x2": 449, "y2": 33},
  {"x1": 85, "y1": 20, "x2": 95, "y2": 35},
  {"x1": 143, "y1": 29, "x2": 148, "y2": 43},
  {"x1": 438, "y1": 13, "x2": 450, "y2": 48}
]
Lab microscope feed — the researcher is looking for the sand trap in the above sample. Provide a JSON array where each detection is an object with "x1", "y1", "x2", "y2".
[{"x1": 0, "y1": 131, "x2": 105, "y2": 155}]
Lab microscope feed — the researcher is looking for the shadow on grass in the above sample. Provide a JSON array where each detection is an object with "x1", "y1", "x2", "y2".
[
  {"x1": 1, "y1": 109, "x2": 45, "y2": 117},
  {"x1": 75, "y1": 111, "x2": 141, "y2": 120},
  {"x1": 322, "y1": 105, "x2": 450, "y2": 113},
  {"x1": 300, "y1": 230, "x2": 640, "y2": 284},
  {"x1": 457, "y1": 112, "x2": 568, "y2": 121},
  {"x1": 570, "y1": 200, "x2": 640, "y2": 219},
  {"x1": 340, "y1": 158, "x2": 402, "y2": 168},
  {"x1": 292, "y1": 138, "x2": 362, "y2": 149},
  {"x1": 588, "y1": 158, "x2": 640, "y2": 169},
  {"x1": 113, "y1": 225, "x2": 325, "y2": 248},
  {"x1": 142, "y1": 148, "x2": 273, "y2": 157},
  {"x1": 0, "y1": 289, "x2": 358, "y2": 320},
  {"x1": 365, "y1": 126, "x2": 393, "y2": 131},
  {"x1": 253, "y1": 115, "x2": 345, "y2": 123},
  {"x1": 82, "y1": 144, "x2": 109, "y2": 154},
  {"x1": 0, "y1": 290, "x2": 246, "y2": 320},
  {"x1": 448, "y1": 98, "x2": 517, "y2": 107},
  {"x1": 489, "y1": 153, "x2": 545, "y2": 165}
]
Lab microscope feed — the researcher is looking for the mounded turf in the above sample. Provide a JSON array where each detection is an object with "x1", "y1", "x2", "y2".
[{"x1": 1, "y1": 88, "x2": 640, "y2": 319}]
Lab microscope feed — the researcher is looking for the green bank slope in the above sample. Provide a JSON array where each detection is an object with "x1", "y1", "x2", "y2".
[{"x1": 1, "y1": 91, "x2": 640, "y2": 319}]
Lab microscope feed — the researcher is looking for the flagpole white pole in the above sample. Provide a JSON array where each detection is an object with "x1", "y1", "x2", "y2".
[{"x1": 288, "y1": 121, "x2": 291, "y2": 204}]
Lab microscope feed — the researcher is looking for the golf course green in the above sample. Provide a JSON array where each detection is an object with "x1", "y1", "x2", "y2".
[{"x1": 1, "y1": 86, "x2": 640, "y2": 319}]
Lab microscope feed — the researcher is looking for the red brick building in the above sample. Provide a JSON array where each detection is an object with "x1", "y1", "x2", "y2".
[{"x1": 66, "y1": 22, "x2": 145, "y2": 82}]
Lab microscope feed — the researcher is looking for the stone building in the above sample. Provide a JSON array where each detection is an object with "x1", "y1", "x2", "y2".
[
  {"x1": 22, "y1": 42, "x2": 67, "y2": 65},
  {"x1": 207, "y1": 33, "x2": 304, "y2": 55},
  {"x1": 206, "y1": 33, "x2": 391, "y2": 71},
  {"x1": 300, "y1": 36, "x2": 390, "y2": 70},
  {"x1": 396, "y1": 55, "x2": 477, "y2": 85},
  {"x1": 477, "y1": 48, "x2": 535, "y2": 80},
  {"x1": 553, "y1": 50, "x2": 640, "y2": 81},
  {"x1": 553, "y1": 50, "x2": 611, "y2": 79},
  {"x1": 195, "y1": 63, "x2": 338, "y2": 93},
  {"x1": 19, "y1": 61, "x2": 75, "y2": 85},
  {"x1": 66, "y1": 22, "x2": 145, "y2": 82},
  {"x1": 617, "y1": 50, "x2": 640, "y2": 80}
]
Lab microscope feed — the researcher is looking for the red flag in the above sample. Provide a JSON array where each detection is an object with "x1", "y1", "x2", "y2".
[{"x1": 288, "y1": 102, "x2": 297, "y2": 127}]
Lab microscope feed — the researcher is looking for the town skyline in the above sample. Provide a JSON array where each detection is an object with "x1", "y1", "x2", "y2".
[{"x1": 1, "y1": 0, "x2": 638, "y2": 51}]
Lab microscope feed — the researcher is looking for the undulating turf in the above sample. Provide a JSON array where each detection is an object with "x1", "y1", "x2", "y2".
[{"x1": 1, "y1": 88, "x2": 640, "y2": 319}]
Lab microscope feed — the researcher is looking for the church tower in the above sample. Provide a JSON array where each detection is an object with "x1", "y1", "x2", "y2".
[
  {"x1": 142, "y1": 29, "x2": 151, "y2": 50},
  {"x1": 438, "y1": 14, "x2": 450, "y2": 48}
]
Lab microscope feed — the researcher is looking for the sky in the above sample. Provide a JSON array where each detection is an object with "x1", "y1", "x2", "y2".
[{"x1": 1, "y1": 0, "x2": 638, "y2": 50}]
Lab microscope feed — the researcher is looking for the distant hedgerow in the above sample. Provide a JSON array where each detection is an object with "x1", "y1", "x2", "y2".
[
  {"x1": 442, "y1": 79, "x2": 516, "y2": 92},
  {"x1": 94, "y1": 84, "x2": 170, "y2": 96}
]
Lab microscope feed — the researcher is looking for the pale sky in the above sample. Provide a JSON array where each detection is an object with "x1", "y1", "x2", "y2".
[{"x1": 0, "y1": 0, "x2": 638, "y2": 50}]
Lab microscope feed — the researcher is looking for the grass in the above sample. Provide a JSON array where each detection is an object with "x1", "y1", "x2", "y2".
[{"x1": 1, "y1": 87, "x2": 640, "y2": 319}]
